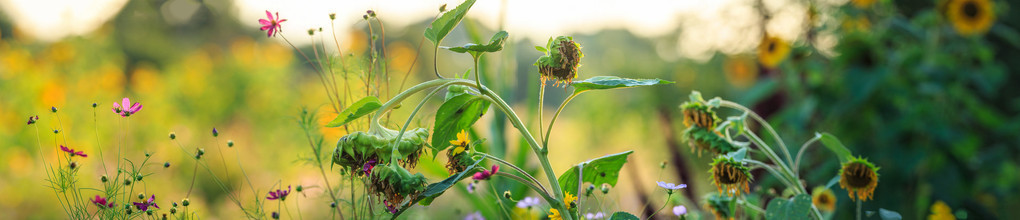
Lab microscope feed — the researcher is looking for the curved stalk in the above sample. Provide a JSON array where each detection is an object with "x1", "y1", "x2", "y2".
[
  {"x1": 720, "y1": 101, "x2": 794, "y2": 171},
  {"x1": 495, "y1": 172, "x2": 555, "y2": 203},
  {"x1": 794, "y1": 135, "x2": 822, "y2": 175},
  {"x1": 543, "y1": 92, "x2": 579, "y2": 149}
]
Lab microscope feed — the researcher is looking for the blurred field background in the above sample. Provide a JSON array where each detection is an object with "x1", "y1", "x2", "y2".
[{"x1": 2, "y1": 0, "x2": 1020, "y2": 219}]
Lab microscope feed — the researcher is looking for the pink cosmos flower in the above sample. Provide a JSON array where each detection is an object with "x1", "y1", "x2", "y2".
[
  {"x1": 266, "y1": 185, "x2": 291, "y2": 201},
  {"x1": 91, "y1": 195, "x2": 115, "y2": 209},
  {"x1": 112, "y1": 97, "x2": 143, "y2": 117},
  {"x1": 60, "y1": 145, "x2": 87, "y2": 157},
  {"x1": 259, "y1": 10, "x2": 287, "y2": 38},
  {"x1": 132, "y1": 194, "x2": 159, "y2": 211},
  {"x1": 472, "y1": 165, "x2": 500, "y2": 181}
]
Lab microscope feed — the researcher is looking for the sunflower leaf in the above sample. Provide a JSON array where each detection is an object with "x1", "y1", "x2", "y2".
[
  {"x1": 431, "y1": 93, "x2": 491, "y2": 158},
  {"x1": 571, "y1": 76, "x2": 673, "y2": 95},
  {"x1": 764, "y1": 194, "x2": 812, "y2": 220},
  {"x1": 325, "y1": 96, "x2": 381, "y2": 127},
  {"x1": 557, "y1": 151, "x2": 633, "y2": 196},
  {"x1": 424, "y1": 0, "x2": 477, "y2": 46},
  {"x1": 817, "y1": 132, "x2": 853, "y2": 164},
  {"x1": 609, "y1": 212, "x2": 640, "y2": 220}
]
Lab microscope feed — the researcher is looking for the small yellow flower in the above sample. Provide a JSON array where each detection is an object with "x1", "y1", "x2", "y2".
[
  {"x1": 928, "y1": 200, "x2": 956, "y2": 220},
  {"x1": 757, "y1": 35, "x2": 791, "y2": 69},
  {"x1": 548, "y1": 208, "x2": 563, "y2": 220},
  {"x1": 839, "y1": 156, "x2": 880, "y2": 201},
  {"x1": 812, "y1": 187, "x2": 837, "y2": 212},
  {"x1": 946, "y1": 0, "x2": 996, "y2": 36},
  {"x1": 563, "y1": 192, "x2": 577, "y2": 209},
  {"x1": 450, "y1": 130, "x2": 470, "y2": 147}
]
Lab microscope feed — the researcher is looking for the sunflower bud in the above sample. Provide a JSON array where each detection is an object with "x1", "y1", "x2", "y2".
[
  {"x1": 709, "y1": 156, "x2": 752, "y2": 197},
  {"x1": 839, "y1": 156, "x2": 879, "y2": 201},
  {"x1": 534, "y1": 36, "x2": 583, "y2": 85}
]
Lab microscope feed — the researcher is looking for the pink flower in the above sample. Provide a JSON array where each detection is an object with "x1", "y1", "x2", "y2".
[
  {"x1": 112, "y1": 98, "x2": 143, "y2": 117},
  {"x1": 266, "y1": 185, "x2": 291, "y2": 201},
  {"x1": 258, "y1": 10, "x2": 287, "y2": 38},
  {"x1": 91, "y1": 195, "x2": 115, "y2": 209},
  {"x1": 60, "y1": 145, "x2": 87, "y2": 157},
  {"x1": 472, "y1": 165, "x2": 499, "y2": 181}
]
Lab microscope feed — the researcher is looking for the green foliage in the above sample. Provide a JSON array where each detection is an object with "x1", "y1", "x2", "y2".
[
  {"x1": 764, "y1": 194, "x2": 812, "y2": 220},
  {"x1": 424, "y1": 0, "x2": 477, "y2": 46},
  {"x1": 441, "y1": 31, "x2": 509, "y2": 55},
  {"x1": 570, "y1": 76, "x2": 674, "y2": 95},
  {"x1": 818, "y1": 132, "x2": 853, "y2": 164},
  {"x1": 608, "y1": 211, "x2": 639, "y2": 220},
  {"x1": 325, "y1": 96, "x2": 382, "y2": 128},
  {"x1": 430, "y1": 93, "x2": 491, "y2": 156},
  {"x1": 557, "y1": 151, "x2": 633, "y2": 197}
]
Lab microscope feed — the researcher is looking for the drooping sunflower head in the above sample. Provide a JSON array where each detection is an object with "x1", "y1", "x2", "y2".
[
  {"x1": 682, "y1": 127, "x2": 739, "y2": 157},
  {"x1": 811, "y1": 187, "x2": 837, "y2": 212},
  {"x1": 946, "y1": 0, "x2": 996, "y2": 36},
  {"x1": 535, "y1": 36, "x2": 584, "y2": 85},
  {"x1": 758, "y1": 34, "x2": 791, "y2": 69},
  {"x1": 369, "y1": 163, "x2": 428, "y2": 210},
  {"x1": 838, "y1": 156, "x2": 880, "y2": 201},
  {"x1": 709, "y1": 157, "x2": 752, "y2": 197},
  {"x1": 680, "y1": 101, "x2": 718, "y2": 129}
]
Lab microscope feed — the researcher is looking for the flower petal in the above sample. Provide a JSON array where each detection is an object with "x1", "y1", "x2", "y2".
[
  {"x1": 265, "y1": 10, "x2": 273, "y2": 20},
  {"x1": 259, "y1": 19, "x2": 271, "y2": 26}
]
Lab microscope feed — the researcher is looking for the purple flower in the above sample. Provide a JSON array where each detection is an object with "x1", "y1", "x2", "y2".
[
  {"x1": 258, "y1": 10, "x2": 287, "y2": 38},
  {"x1": 266, "y1": 185, "x2": 291, "y2": 201},
  {"x1": 656, "y1": 181, "x2": 686, "y2": 194},
  {"x1": 673, "y1": 205, "x2": 687, "y2": 216},
  {"x1": 464, "y1": 211, "x2": 485, "y2": 220},
  {"x1": 516, "y1": 197, "x2": 541, "y2": 209},
  {"x1": 585, "y1": 212, "x2": 606, "y2": 219},
  {"x1": 112, "y1": 97, "x2": 143, "y2": 117},
  {"x1": 91, "y1": 195, "x2": 115, "y2": 209},
  {"x1": 472, "y1": 165, "x2": 500, "y2": 181},
  {"x1": 362, "y1": 159, "x2": 377, "y2": 175},
  {"x1": 27, "y1": 115, "x2": 39, "y2": 125},
  {"x1": 132, "y1": 194, "x2": 159, "y2": 211},
  {"x1": 383, "y1": 200, "x2": 398, "y2": 213},
  {"x1": 466, "y1": 182, "x2": 476, "y2": 193},
  {"x1": 60, "y1": 145, "x2": 87, "y2": 157}
]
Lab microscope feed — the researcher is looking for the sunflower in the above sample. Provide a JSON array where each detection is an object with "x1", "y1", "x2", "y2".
[
  {"x1": 563, "y1": 192, "x2": 578, "y2": 209},
  {"x1": 850, "y1": 0, "x2": 876, "y2": 8},
  {"x1": 535, "y1": 36, "x2": 584, "y2": 86},
  {"x1": 811, "y1": 187, "x2": 836, "y2": 212},
  {"x1": 927, "y1": 200, "x2": 956, "y2": 220},
  {"x1": 548, "y1": 208, "x2": 563, "y2": 220},
  {"x1": 446, "y1": 130, "x2": 472, "y2": 174},
  {"x1": 838, "y1": 156, "x2": 880, "y2": 201},
  {"x1": 946, "y1": 0, "x2": 996, "y2": 36},
  {"x1": 757, "y1": 35, "x2": 790, "y2": 69},
  {"x1": 681, "y1": 102, "x2": 718, "y2": 129},
  {"x1": 709, "y1": 157, "x2": 752, "y2": 196}
]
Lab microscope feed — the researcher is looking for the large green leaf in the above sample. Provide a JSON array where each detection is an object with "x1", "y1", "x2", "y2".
[
  {"x1": 557, "y1": 151, "x2": 633, "y2": 196},
  {"x1": 609, "y1": 212, "x2": 639, "y2": 220},
  {"x1": 431, "y1": 93, "x2": 491, "y2": 156},
  {"x1": 424, "y1": 0, "x2": 477, "y2": 46},
  {"x1": 441, "y1": 31, "x2": 509, "y2": 55},
  {"x1": 324, "y1": 96, "x2": 381, "y2": 127},
  {"x1": 817, "y1": 132, "x2": 853, "y2": 163},
  {"x1": 570, "y1": 76, "x2": 674, "y2": 95},
  {"x1": 764, "y1": 194, "x2": 812, "y2": 220}
]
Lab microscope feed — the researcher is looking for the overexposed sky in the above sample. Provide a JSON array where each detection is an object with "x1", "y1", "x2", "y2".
[{"x1": 0, "y1": 0, "x2": 812, "y2": 61}]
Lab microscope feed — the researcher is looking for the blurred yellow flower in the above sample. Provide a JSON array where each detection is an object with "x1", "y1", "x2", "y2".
[
  {"x1": 563, "y1": 192, "x2": 577, "y2": 209},
  {"x1": 947, "y1": 0, "x2": 995, "y2": 36},
  {"x1": 928, "y1": 200, "x2": 956, "y2": 220},
  {"x1": 757, "y1": 35, "x2": 790, "y2": 69},
  {"x1": 548, "y1": 208, "x2": 562, "y2": 220},
  {"x1": 723, "y1": 56, "x2": 758, "y2": 89},
  {"x1": 512, "y1": 207, "x2": 539, "y2": 220},
  {"x1": 812, "y1": 187, "x2": 836, "y2": 212}
]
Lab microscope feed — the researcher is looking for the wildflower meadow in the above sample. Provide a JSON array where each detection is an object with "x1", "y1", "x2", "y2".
[{"x1": 1, "y1": 0, "x2": 1019, "y2": 219}]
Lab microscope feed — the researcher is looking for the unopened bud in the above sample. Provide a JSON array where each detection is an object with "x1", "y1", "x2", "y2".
[
  {"x1": 92, "y1": 103, "x2": 98, "y2": 108},
  {"x1": 227, "y1": 140, "x2": 234, "y2": 147},
  {"x1": 138, "y1": 193, "x2": 145, "y2": 199},
  {"x1": 164, "y1": 162, "x2": 171, "y2": 168},
  {"x1": 329, "y1": 13, "x2": 336, "y2": 20},
  {"x1": 367, "y1": 10, "x2": 376, "y2": 17},
  {"x1": 169, "y1": 132, "x2": 176, "y2": 140},
  {"x1": 439, "y1": 4, "x2": 447, "y2": 12},
  {"x1": 296, "y1": 185, "x2": 303, "y2": 192},
  {"x1": 69, "y1": 162, "x2": 77, "y2": 169},
  {"x1": 308, "y1": 29, "x2": 315, "y2": 36},
  {"x1": 212, "y1": 128, "x2": 218, "y2": 137},
  {"x1": 101, "y1": 175, "x2": 108, "y2": 182},
  {"x1": 182, "y1": 199, "x2": 190, "y2": 207},
  {"x1": 51, "y1": 107, "x2": 58, "y2": 113},
  {"x1": 503, "y1": 191, "x2": 512, "y2": 199},
  {"x1": 601, "y1": 184, "x2": 610, "y2": 194}
]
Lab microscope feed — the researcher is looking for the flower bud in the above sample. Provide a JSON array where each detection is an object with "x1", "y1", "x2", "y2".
[
  {"x1": 54, "y1": 129, "x2": 59, "y2": 134},
  {"x1": 146, "y1": 210, "x2": 153, "y2": 216},
  {"x1": 169, "y1": 132, "x2": 176, "y2": 140},
  {"x1": 601, "y1": 184, "x2": 610, "y2": 194},
  {"x1": 227, "y1": 140, "x2": 234, "y2": 147},
  {"x1": 172, "y1": 202, "x2": 178, "y2": 207},
  {"x1": 660, "y1": 161, "x2": 668, "y2": 169},
  {"x1": 296, "y1": 185, "x2": 303, "y2": 192},
  {"x1": 164, "y1": 162, "x2": 171, "y2": 168},
  {"x1": 92, "y1": 103, "x2": 98, "y2": 108},
  {"x1": 308, "y1": 29, "x2": 315, "y2": 36},
  {"x1": 367, "y1": 10, "x2": 376, "y2": 17},
  {"x1": 329, "y1": 13, "x2": 336, "y2": 20},
  {"x1": 586, "y1": 184, "x2": 596, "y2": 196},
  {"x1": 138, "y1": 193, "x2": 145, "y2": 199},
  {"x1": 124, "y1": 179, "x2": 132, "y2": 185},
  {"x1": 212, "y1": 128, "x2": 218, "y2": 137},
  {"x1": 170, "y1": 207, "x2": 177, "y2": 214},
  {"x1": 330, "y1": 202, "x2": 337, "y2": 208},
  {"x1": 272, "y1": 211, "x2": 280, "y2": 219},
  {"x1": 439, "y1": 4, "x2": 447, "y2": 12},
  {"x1": 182, "y1": 199, "x2": 190, "y2": 207},
  {"x1": 69, "y1": 162, "x2": 77, "y2": 169},
  {"x1": 362, "y1": 15, "x2": 368, "y2": 20},
  {"x1": 503, "y1": 191, "x2": 512, "y2": 199},
  {"x1": 136, "y1": 174, "x2": 143, "y2": 181},
  {"x1": 101, "y1": 175, "x2": 108, "y2": 182},
  {"x1": 51, "y1": 107, "x2": 58, "y2": 113},
  {"x1": 145, "y1": 152, "x2": 151, "y2": 157}
]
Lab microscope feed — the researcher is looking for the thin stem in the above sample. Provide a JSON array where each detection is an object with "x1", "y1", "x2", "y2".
[
  {"x1": 745, "y1": 160, "x2": 799, "y2": 193},
  {"x1": 92, "y1": 106, "x2": 109, "y2": 175},
  {"x1": 794, "y1": 135, "x2": 822, "y2": 175},
  {"x1": 740, "y1": 197, "x2": 766, "y2": 214},
  {"x1": 720, "y1": 101, "x2": 794, "y2": 172},
  {"x1": 301, "y1": 124, "x2": 345, "y2": 220},
  {"x1": 542, "y1": 93, "x2": 579, "y2": 149},
  {"x1": 281, "y1": 34, "x2": 339, "y2": 112},
  {"x1": 745, "y1": 130, "x2": 802, "y2": 193},
  {"x1": 479, "y1": 153, "x2": 548, "y2": 194},
  {"x1": 488, "y1": 181, "x2": 513, "y2": 219},
  {"x1": 538, "y1": 82, "x2": 546, "y2": 146},
  {"x1": 645, "y1": 194, "x2": 672, "y2": 220},
  {"x1": 494, "y1": 172, "x2": 555, "y2": 204}
]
